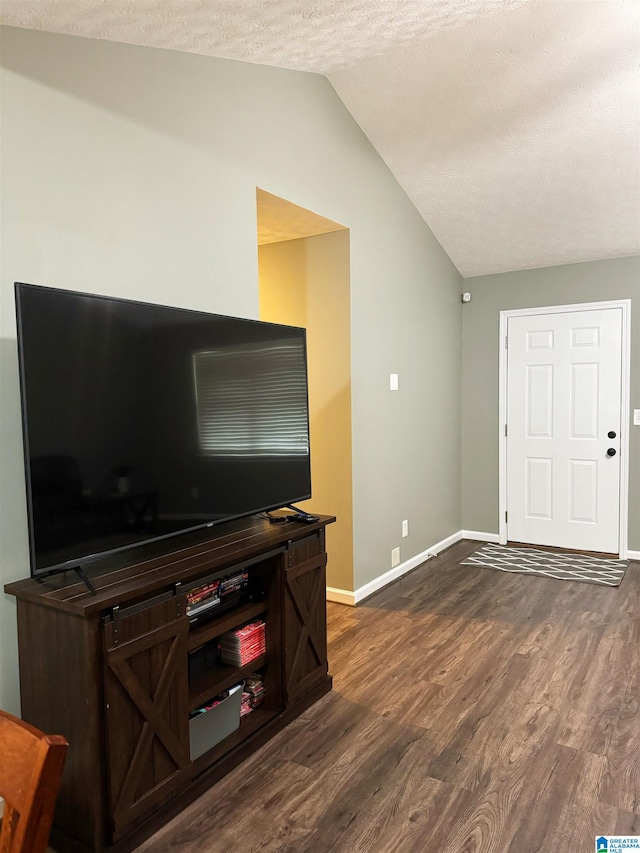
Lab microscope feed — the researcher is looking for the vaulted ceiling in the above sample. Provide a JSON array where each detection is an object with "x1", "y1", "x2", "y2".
[{"x1": 2, "y1": 0, "x2": 639, "y2": 277}]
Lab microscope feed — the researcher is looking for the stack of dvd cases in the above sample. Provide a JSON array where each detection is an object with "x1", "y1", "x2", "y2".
[
  {"x1": 185, "y1": 580, "x2": 220, "y2": 619},
  {"x1": 219, "y1": 570, "x2": 249, "y2": 598},
  {"x1": 240, "y1": 673, "x2": 266, "y2": 717},
  {"x1": 186, "y1": 569, "x2": 250, "y2": 623},
  {"x1": 220, "y1": 620, "x2": 266, "y2": 666}
]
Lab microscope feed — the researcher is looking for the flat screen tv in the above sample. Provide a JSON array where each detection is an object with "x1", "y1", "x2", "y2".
[{"x1": 15, "y1": 282, "x2": 312, "y2": 580}]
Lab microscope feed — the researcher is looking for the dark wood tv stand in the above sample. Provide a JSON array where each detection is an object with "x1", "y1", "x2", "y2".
[{"x1": 4, "y1": 514, "x2": 335, "y2": 853}]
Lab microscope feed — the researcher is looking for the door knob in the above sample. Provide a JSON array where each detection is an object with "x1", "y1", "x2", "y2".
[
  {"x1": 608, "y1": 431, "x2": 617, "y2": 439},
  {"x1": 607, "y1": 448, "x2": 617, "y2": 457}
]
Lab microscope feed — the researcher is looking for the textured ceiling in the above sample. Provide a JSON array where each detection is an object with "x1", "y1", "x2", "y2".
[
  {"x1": 2, "y1": 0, "x2": 639, "y2": 277},
  {"x1": 257, "y1": 189, "x2": 346, "y2": 246}
]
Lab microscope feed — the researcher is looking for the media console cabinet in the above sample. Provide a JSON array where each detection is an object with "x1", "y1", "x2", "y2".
[{"x1": 4, "y1": 514, "x2": 335, "y2": 853}]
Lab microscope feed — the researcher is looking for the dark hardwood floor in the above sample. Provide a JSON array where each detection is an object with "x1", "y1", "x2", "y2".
[{"x1": 134, "y1": 538, "x2": 640, "y2": 853}]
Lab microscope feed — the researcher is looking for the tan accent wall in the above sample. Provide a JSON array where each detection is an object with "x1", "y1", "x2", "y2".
[{"x1": 258, "y1": 231, "x2": 354, "y2": 592}]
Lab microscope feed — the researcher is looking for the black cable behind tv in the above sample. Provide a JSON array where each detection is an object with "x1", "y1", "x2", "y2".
[{"x1": 285, "y1": 504, "x2": 320, "y2": 523}]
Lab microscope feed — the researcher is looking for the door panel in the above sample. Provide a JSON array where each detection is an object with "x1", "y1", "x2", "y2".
[
  {"x1": 527, "y1": 364, "x2": 553, "y2": 437},
  {"x1": 570, "y1": 459, "x2": 597, "y2": 522},
  {"x1": 571, "y1": 363, "x2": 598, "y2": 438},
  {"x1": 526, "y1": 457, "x2": 553, "y2": 519},
  {"x1": 103, "y1": 596, "x2": 190, "y2": 841},
  {"x1": 507, "y1": 307, "x2": 622, "y2": 553},
  {"x1": 283, "y1": 535, "x2": 328, "y2": 705}
]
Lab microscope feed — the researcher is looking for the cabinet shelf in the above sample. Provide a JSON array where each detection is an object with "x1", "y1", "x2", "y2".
[
  {"x1": 189, "y1": 654, "x2": 268, "y2": 711},
  {"x1": 187, "y1": 600, "x2": 268, "y2": 651}
]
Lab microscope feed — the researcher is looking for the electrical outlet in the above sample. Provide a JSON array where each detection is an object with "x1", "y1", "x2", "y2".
[
  {"x1": 390, "y1": 373, "x2": 399, "y2": 391},
  {"x1": 402, "y1": 519, "x2": 409, "y2": 538},
  {"x1": 391, "y1": 547, "x2": 400, "y2": 568},
  {"x1": 634, "y1": 409, "x2": 640, "y2": 426}
]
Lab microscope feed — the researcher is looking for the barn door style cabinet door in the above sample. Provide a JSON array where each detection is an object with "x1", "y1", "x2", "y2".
[
  {"x1": 102, "y1": 594, "x2": 191, "y2": 841},
  {"x1": 4, "y1": 514, "x2": 335, "y2": 853},
  {"x1": 283, "y1": 529, "x2": 329, "y2": 705}
]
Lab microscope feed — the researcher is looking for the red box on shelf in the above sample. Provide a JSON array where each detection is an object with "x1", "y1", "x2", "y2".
[{"x1": 220, "y1": 620, "x2": 266, "y2": 666}]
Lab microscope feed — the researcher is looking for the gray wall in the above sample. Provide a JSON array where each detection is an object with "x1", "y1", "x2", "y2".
[
  {"x1": 462, "y1": 256, "x2": 640, "y2": 549},
  {"x1": 351, "y1": 218, "x2": 463, "y2": 589},
  {"x1": 0, "y1": 26, "x2": 463, "y2": 713}
]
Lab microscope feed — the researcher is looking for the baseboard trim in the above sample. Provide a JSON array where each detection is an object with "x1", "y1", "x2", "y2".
[
  {"x1": 461, "y1": 530, "x2": 500, "y2": 543},
  {"x1": 325, "y1": 586, "x2": 356, "y2": 606},
  {"x1": 327, "y1": 533, "x2": 639, "y2": 607},
  {"x1": 354, "y1": 530, "x2": 466, "y2": 604},
  {"x1": 325, "y1": 530, "x2": 466, "y2": 607}
]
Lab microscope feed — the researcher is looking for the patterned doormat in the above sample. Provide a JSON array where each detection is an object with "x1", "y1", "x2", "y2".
[{"x1": 461, "y1": 543, "x2": 628, "y2": 587}]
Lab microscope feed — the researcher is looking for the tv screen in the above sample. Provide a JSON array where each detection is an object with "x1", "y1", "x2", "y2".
[{"x1": 15, "y1": 283, "x2": 311, "y2": 578}]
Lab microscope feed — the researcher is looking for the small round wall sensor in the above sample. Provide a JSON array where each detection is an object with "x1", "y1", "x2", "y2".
[{"x1": 461, "y1": 292, "x2": 472, "y2": 303}]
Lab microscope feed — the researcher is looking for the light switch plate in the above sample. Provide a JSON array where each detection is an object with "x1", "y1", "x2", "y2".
[
  {"x1": 390, "y1": 373, "x2": 399, "y2": 391},
  {"x1": 634, "y1": 409, "x2": 640, "y2": 426}
]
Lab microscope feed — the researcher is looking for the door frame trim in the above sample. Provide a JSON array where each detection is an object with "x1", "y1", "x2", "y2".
[{"x1": 498, "y1": 300, "x2": 632, "y2": 557}]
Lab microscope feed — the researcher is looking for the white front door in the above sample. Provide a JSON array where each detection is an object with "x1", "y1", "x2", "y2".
[{"x1": 506, "y1": 307, "x2": 623, "y2": 553}]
